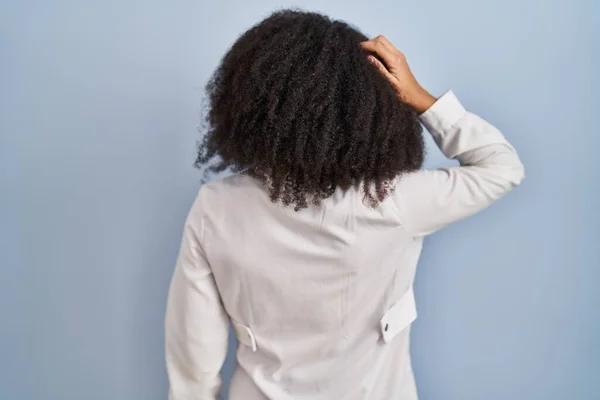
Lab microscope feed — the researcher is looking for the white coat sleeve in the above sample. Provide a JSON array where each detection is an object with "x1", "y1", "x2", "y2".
[
  {"x1": 392, "y1": 91, "x2": 525, "y2": 236},
  {"x1": 165, "y1": 199, "x2": 229, "y2": 400}
]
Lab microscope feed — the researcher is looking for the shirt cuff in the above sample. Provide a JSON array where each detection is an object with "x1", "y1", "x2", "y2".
[{"x1": 418, "y1": 90, "x2": 466, "y2": 135}]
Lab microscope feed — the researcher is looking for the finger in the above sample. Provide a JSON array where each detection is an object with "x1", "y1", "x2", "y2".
[
  {"x1": 367, "y1": 55, "x2": 395, "y2": 81},
  {"x1": 360, "y1": 40, "x2": 396, "y2": 69},
  {"x1": 373, "y1": 35, "x2": 396, "y2": 52},
  {"x1": 361, "y1": 35, "x2": 404, "y2": 64}
]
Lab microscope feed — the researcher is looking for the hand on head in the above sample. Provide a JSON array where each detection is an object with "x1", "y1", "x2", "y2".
[{"x1": 360, "y1": 36, "x2": 436, "y2": 114}]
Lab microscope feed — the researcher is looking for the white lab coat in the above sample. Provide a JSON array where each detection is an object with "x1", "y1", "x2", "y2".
[{"x1": 165, "y1": 91, "x2": 525, "y2": 399}]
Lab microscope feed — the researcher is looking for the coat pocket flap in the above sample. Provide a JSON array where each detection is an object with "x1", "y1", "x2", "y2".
[
  {"x1": 380, "y1": 286, "x2": 417, "y2": 343},
  {"x1": 231, "y1": 320, "x2": 257, "y2": 352}
]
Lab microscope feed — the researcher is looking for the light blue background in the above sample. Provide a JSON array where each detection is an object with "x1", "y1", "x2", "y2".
[{"x1": 1, "y1": 1, "x2": 598, "y2": 399}]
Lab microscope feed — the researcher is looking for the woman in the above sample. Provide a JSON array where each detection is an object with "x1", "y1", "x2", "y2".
[{"x1": 165, "y1": 10, "x2": 524, "y2": 400}]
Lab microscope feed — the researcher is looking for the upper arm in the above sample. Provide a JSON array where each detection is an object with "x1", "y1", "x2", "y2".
[{"x1": 392, "y1": 144, "x2": 524, "y2": 236}]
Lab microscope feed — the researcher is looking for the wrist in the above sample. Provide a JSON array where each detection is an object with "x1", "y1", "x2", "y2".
[{"x1": 406, "y1": 86, "x2": 436, "y2": 114}]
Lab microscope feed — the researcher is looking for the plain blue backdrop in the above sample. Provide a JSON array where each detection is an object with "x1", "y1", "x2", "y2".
[{"x1": 1, "y1": 1, "x2": 598, "y2": 399}]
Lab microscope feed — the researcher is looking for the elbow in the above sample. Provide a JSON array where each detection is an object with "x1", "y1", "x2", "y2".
[
  {"x1": 508, "y1": 161, "x2": 525, "y2": 187},
  {"x1": 499, "y1": 148, "x2": 526, "y2": 188}
]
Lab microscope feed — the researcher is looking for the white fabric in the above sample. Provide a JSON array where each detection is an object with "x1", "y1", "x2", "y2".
[{"x1": 165, "y1": 91, "x2": 525, "y2": 400}]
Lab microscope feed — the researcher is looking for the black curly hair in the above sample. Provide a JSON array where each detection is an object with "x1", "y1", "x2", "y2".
[{"x1": 195, "y1": 9, "x2": 424, "y2": 210}]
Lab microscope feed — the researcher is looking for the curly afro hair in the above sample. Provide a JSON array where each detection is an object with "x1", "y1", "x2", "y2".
[{"x1": 195, "y1": 9, "x2": 424, "y2": 210}]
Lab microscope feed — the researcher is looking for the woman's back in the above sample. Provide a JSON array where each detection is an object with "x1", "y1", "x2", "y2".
[
  {"x1": 198, "y1": 173, "x2": 419, "y2": 399},
  {"x1": 166, "y1": 91, "x2": 524, "y2": 399}
]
